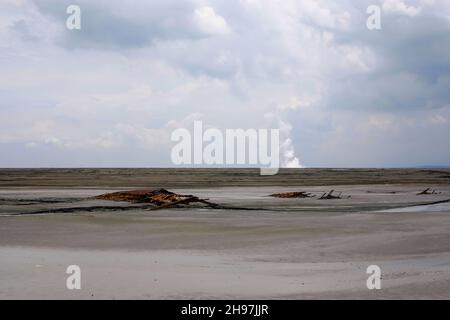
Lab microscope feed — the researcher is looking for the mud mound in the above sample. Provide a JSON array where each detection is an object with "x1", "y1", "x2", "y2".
[
  {"x1": 95, "y1": 188, "x2": 223, "y2": 210},
  {"x1": 95, "y1": 188, "x2": 191, "y2": 205}
]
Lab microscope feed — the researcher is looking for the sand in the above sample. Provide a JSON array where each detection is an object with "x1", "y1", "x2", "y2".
[{"x1": 1, "y1": 169, "x2": 450, "y2": 299}]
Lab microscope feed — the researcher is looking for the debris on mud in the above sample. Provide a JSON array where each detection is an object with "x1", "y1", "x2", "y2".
[
  {"x1": 269, "y1": 191, "x2": 315, "y2": 198},
  {"x1": 95, "y1": 188, "x2": 222, "y2": 210},
  {"x1": 268, "y1": 190, "x2": 350, "y2": 200},
  {"x1": 366, "y1": 190, "x2": 398, "y2": 194},
  {"x1": 417, "y1": 188, "x2": 441, "y2": 195},
  {"x1": 318, "y1": 190, "x2": 349, "y2": 200}
]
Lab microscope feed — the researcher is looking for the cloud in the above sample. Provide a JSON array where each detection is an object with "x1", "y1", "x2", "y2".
[
  {"x1": 382, "y1": 0, "x2": 422, "y2": 17},
  {"x1": 23, "y1": 0, "x2": 192, "y2": 49},
  {"x1": 429, "y1": 114, "x2": 448, "y2": 125},
  {"x1": 193, "y1": 6, "x2": 230, "y2": 35},
  {"x1": 326, "y1": 0, "x2": 450, "y2": 113},
  {"x1": 0, "y1": 0, "x2": 449, "y2": 167},
  {"x1": 10, "y1": 19, "x2": 38, "y2": 41}
]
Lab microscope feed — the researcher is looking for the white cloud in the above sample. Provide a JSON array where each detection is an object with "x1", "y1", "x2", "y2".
[
  {"x1": 383, "y1": 0, "x2": 422, "y2": 17},
  {"x1": 193, "y1": 6, "x2": 230, "y2": 35}
]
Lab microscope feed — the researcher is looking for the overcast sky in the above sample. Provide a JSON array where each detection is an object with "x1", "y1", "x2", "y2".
[{"x1": 1, "y1": 0, "x2": 449, "y2": 168}]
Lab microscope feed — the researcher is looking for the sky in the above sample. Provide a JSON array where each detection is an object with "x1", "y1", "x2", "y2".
[{"x1": 0, "y1": 0, "x2": 450, "y2": 168}]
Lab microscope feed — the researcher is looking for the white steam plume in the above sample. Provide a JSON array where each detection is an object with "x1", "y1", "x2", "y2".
[{"x1": 264, "y1": 112, "x2": 303, "y2": 168}]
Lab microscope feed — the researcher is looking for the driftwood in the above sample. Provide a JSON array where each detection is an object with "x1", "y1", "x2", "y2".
[
  {"x1": 417, "y1": 188, "x2": 441, "y2": 195},
  {"x1": 318, "y1": 190, "x2": 349, "y2": 200},
  {"x1": 269, "y1": 191, "x2": 315, "y2": 199}
]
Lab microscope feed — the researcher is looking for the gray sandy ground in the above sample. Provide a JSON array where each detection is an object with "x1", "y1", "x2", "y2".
[{"x1": 1, "y1": 181, "x2": 450, "y2": 299}]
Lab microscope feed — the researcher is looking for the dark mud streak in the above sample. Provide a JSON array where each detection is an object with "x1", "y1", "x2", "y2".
[
  {"x1": 13, "y1": 200, "x2": 450, "y2": 216},
  {"x1": 0, "y1": 198, "x2": 86, "y2": 205},
  {"x1": 9, "y1": 204, "x2": 268, "y2": 216},
  {"x1": 13, "y1": 204, "x2": 156, "y2": 216}
]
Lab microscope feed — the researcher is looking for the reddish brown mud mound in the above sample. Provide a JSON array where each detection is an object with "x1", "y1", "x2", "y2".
[
  {"x1": 95, "y1": 188, "x2": 187, "y2": 204},
  {"x1": 95, "y1": 188, "x2": 222, "y2": 210}
]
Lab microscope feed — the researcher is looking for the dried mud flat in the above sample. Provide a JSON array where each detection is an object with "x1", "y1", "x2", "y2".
[{"x1": 1, "y1": 169, "x2": 450, "y2": 299}]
